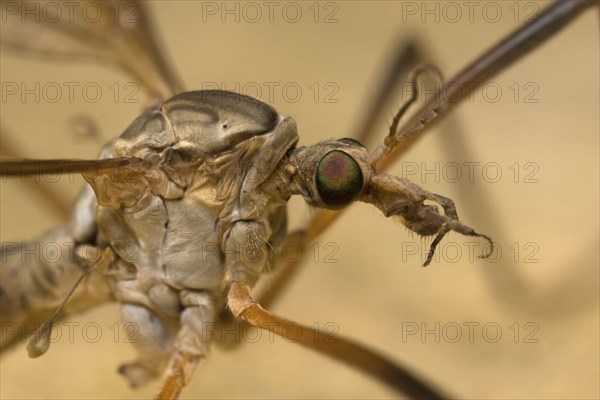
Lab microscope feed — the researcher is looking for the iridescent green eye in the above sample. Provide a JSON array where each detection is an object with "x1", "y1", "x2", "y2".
[{"x1": 315, "y1": 150, "x2": 364, "y2": 209}]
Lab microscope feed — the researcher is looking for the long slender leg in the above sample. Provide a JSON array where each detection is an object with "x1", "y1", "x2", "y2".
[
  {"x1": 0, "y1": 128, "x2": 71, "y2": 220},
  {"x1": 353, "y1": 40, "x2": 422, "y2": 146},
  {"x1": 373, "y1": 0, "x2": 598, "y2": 168},
  {"x1": 229, "y1": 280, "x2": 447, "y2": 399},
  {"x1": 222, "y1": 216, "x2": 449, "y2": 398}
]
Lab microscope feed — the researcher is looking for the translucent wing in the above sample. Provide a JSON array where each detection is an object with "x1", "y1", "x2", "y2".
[{"x1": 0, "y1": 0, "x2": 183, "y2": 100}]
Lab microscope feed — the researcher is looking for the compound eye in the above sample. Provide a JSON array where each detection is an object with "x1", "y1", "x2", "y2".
[{"x1": 315, "y1": 150, "x2": 364, "y2": 209}]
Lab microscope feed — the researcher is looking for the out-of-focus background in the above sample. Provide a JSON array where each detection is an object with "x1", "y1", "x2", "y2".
[{"x1": 1, "y1": 1, "x2": 598, "y2": 399}]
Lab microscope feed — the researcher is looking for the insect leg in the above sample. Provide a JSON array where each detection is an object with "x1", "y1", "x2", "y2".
[
  {"x1": 118, "y1": 304, "x2": 175, "y2": 388},
  {"x1": 352, "y1": 40, "x2": 423, "y2": 146},
  {"x1": 227, "y1": 280, "x2": 447, "y2": 399},
  {"x1": 222, "y1": 219, "x2": 448, "y2": 398},
  {"x1": 373, "y1": 0, "x2": 598, "y2": 169},
  {"x1": 238, "y1": 117, "x2": 299, "y2": 220},
  {"x1": 154, "y1": 291, "x2": 215, "y2": 400},
  {"x1": 0, "y1": 127, "x2": 71, "y2": 220}
]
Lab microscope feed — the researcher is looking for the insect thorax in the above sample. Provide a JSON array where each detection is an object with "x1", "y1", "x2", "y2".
[{"x1": 86, "y1": 90, "x2": 297, "y2": 318}]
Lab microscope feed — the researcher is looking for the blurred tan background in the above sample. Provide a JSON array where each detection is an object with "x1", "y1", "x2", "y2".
[{"x1": 1, "y1": 1, "x2": 598, "y2": 399}]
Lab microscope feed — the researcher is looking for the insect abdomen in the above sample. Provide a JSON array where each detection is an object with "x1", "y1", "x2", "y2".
[{"x1": 0, "y1": 226, "x2": 111, "y2": 349}]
